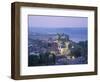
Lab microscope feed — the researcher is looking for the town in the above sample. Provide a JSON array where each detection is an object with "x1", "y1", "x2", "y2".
[{"x1": 28, "y1": 33, "x2": 87, "y2": 66}]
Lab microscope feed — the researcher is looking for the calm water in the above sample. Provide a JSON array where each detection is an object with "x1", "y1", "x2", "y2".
[{"x1": 29, "y1": 27, "x2": 87, "y2": 42}]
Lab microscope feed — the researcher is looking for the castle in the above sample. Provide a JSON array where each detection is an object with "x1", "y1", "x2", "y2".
[{"x1": 56, "y1": 33, "x2": 75, "y2": 59}]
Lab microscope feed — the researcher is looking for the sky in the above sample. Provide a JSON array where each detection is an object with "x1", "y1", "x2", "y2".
[{"x1": 28, "y1": 15, "x2": 88, "y2": 28}]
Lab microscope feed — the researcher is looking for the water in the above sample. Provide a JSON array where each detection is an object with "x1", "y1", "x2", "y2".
[{"x1": 29, "y1": 27, "x2": 87, "y2": 42}]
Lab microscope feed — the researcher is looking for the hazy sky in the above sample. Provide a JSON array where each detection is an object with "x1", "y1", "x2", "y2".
[{"x1": 28, "y1": 15, "x2": 88, "y2": 28}]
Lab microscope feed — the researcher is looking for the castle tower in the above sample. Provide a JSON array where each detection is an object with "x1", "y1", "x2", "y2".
[{"x1": 56, "y1": 33, "x2": 70, "y2": 56}]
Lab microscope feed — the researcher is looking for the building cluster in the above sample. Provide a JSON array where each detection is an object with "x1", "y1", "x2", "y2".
[{"x1": 28, "y1": 33, "x2": 76, "y2": 59}]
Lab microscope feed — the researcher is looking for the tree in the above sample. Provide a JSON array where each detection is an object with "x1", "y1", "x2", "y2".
[{"x1": 28, "y1": 55, "x2": 40, "y2": 66}]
